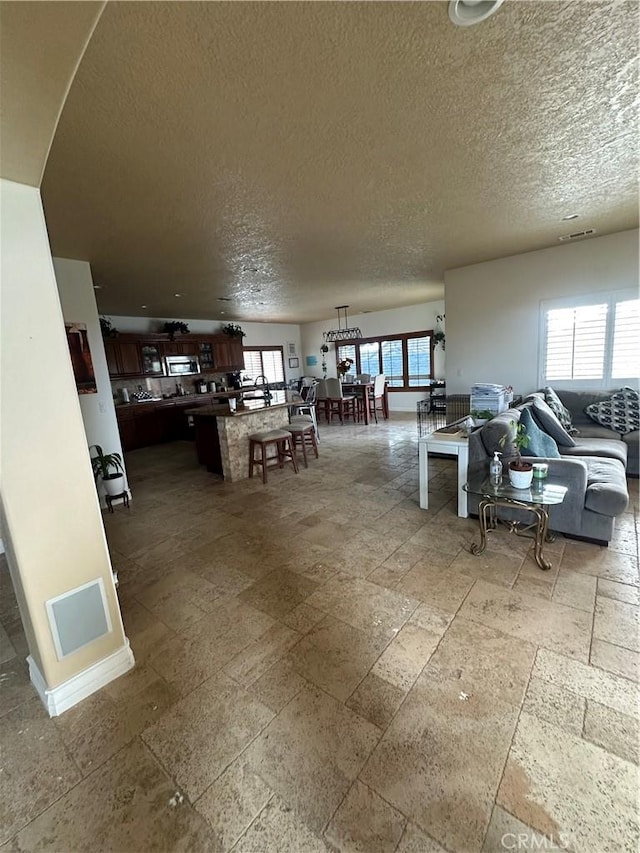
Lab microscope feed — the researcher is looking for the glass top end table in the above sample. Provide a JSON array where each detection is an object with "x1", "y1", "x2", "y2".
[{"x1": 463, "y1": 475, "x2": 568, "y2": 571}]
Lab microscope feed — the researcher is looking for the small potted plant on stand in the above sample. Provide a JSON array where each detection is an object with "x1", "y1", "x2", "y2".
[
  {"x1": 500, "y1": 421, "x2": 533, "y2": 488},
  {"x1": 90, "y1": 445, "x2": 125, "y2": 497}
]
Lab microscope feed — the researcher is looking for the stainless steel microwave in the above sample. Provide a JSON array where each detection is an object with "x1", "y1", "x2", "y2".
[{"x1": 164, "y1": 355, "x2": 201, "y2": 376}]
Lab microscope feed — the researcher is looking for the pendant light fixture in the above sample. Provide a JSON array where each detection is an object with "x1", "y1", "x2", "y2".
[
  {"x1": 323, "y1": 305, "x2": 362, "y2": 343},
  {"x1": 448, "y1": 0, "x2": 505, "y2": 27}
]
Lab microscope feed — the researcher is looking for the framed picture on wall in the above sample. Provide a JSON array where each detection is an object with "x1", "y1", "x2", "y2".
[
  {"x1": 65, "y1": 322, "x2": 97, "y2": 394},
  {"x1": 288, "y1": 357, "x2": 299, "y2": 368},
  {"x1": 287, "y1": 342, "x2": 297, "y2": 356}
]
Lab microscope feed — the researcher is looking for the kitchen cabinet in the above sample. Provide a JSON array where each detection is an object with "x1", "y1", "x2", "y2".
[
  {"x1": 214, "y1": 336, "x2": 244, "y2": 371},
  {"x1": 140, "y1": 344, "x2": 164, "y2": 376},
  {"x1": 161, "y1": 339, "x2": 200, "y2": 357},
  {"x1": 104, "y1": 339, "x2": 143, "y2": 377},
  {"x1": 104, "y1": 332, "x2": 244, "y2": 378}
]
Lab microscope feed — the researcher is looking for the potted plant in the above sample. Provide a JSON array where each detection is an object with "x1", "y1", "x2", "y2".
[
  {"x1": 163, "y1": 321, "x2": 190, "y2": 340},
  {"x1": 433, "y1": 330, "x2": 446, "y2": 350},
  {"x1": 90, "y1": 445, "x2": 125, "y2": 497},
  {"x1": 320, "y1": 344, "x2": 329, "y2": 378},
  {"x1": 471, "y1": 408, "x2": 494, "y2": 427},
  {"x1": 221, "y1": 323, "x2": 246, "y2": 338},
  {"x1": 99, "y1": 316, "x2": 118, "y2": 338},
  {"x1": 500, "y1": 421, "x2": 533, "y2": 488}
]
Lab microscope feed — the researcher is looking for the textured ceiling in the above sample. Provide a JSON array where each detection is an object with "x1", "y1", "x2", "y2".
[
  {"x1": 41, "y1": 1, "x2": 639, "y2": 324},
  {"x1": 0, "y1": 1, "x2": 104, "y2": 187}
]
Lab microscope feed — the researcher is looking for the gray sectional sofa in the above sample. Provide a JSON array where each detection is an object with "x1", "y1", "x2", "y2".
[
  {"x1": 555, "y1": 389, "x2": 638, "y2": 478},
  {"x1": 468, "y1": 391, "x2": 634, "y2": 545}
]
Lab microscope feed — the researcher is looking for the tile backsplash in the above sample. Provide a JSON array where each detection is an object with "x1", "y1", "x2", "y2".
[{"x1": 111, "y1": 371, "x2": 229, "y2": 403}]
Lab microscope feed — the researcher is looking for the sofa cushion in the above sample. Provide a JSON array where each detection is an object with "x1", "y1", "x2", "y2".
[
  {"x1": 479, "y1": 409, "x2": 522, "y2": 458},
  {"x1": 559, "y1": 438, "x2": 628, "y2": 467},
  {"x1": 585, "y1": 387, "x2": 640, "y2": 435},
  {"x1": 530, "y1": 397, "x2": 577, "y2": 447},
  {"x1": 582, "y1": 457, "x2": 629, "y2": 517},
  {"x1": 520, "y1": 407, "x2": 560, "y2": 458},
  {"x1": 622, "y1": 430, "x2": 639, "y2": 478},
  {"x1": 541, "y1": 387, "x2": 578, "y2": 434}
]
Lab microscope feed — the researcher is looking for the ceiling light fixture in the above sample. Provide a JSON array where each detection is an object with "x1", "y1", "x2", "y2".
[
  {"x1": 562, "y1": 213, "x2": 580, "y2": 221},
  {"x1": 448, "y1": 0, "x2": 505, "y2": 27},
  {"x1": 323, "y1": 305, "x2": 362, "y2": 343}
]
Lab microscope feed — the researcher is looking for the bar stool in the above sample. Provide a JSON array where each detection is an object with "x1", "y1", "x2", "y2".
[
  {"x1": 248, "y1": 429, "x2": 298, "y2": 484},
  {"x1": 288, "y1": 422, "x2": 319, "y2": 468}
]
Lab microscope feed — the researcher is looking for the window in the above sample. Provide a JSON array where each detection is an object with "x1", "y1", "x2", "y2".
[
  {"x1": 337, "y1": 331, "x2": 434, "y2": 390},
  {"x1": 243, "y1": 346, "x2": 285, "y2": 384},
  {"x1": 540, "y1": 291, "x2": 639, "y2": 388}
]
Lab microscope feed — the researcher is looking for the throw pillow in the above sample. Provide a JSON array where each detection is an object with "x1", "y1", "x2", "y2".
[
  {"x1": 585, "y1": 387, "x2": 640, "y2": 435},
  {"x1": 530, "y1": 396, "x2": 577, "y2": 447},
  {"x1": 542, "y1": 387, "x2": 578, "y2": 434},
  {"x1": 519, "y1": 407, "x2": 560, "y2": 458}
]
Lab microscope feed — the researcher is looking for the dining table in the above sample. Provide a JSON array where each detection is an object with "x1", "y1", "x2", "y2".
[{"x1": 341, "y1": 381, "x2": 389, "y2": 425}]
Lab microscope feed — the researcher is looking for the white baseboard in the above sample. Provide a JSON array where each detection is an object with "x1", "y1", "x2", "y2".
[{"x1": 28, "y1": 641, "x2": 135, "y2": 717}]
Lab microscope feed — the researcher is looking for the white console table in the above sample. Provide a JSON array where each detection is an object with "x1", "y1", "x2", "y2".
[{"x1": 418, "y1": 434, "x2": 470, "y2": 518}]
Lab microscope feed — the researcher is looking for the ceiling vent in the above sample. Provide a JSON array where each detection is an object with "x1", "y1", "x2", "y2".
[
  {"x1": 448, "y1": 0, "x2": 505, "y2": 27},
  {"x1": 558, "y1": 229, "x2": 597, "y2": 242}
]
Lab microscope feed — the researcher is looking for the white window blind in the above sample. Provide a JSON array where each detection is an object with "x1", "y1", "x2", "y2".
[
  {"x1": 612, "y1": 300, "x2": 640, "y2": 379},
  {"x1": 359, "y1": 341, "x2": 380, "y2": 376},
  {"x1": 243, "y1": 348, "x2": 284, "y2": 383},
  {"x1": 545, "y1": 304, "x2": 607, "y2": 381},
  {"x1": 243, "y1": 350, "x2": 262, "y2": 378},
  {"x1": 407, "y1": 336, "x2": 432, "y2": 386},
  {"x1": 381, "y1": 340, "x2": 403, "y2": 387},
  {"x1": 337, "y1": 344, "x2": 356, "y2": 365}
]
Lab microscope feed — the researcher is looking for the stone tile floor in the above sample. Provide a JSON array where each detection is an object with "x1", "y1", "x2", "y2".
[{"x1": 1, "y1": 413, "x2": 639, "y2": 852}]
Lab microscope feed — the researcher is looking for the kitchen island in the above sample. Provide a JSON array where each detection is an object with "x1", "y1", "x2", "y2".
[{"x1": 186, "y1": 392, "x2": 290, "y2": 481}]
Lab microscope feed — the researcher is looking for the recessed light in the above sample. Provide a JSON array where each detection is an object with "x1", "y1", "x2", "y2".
[
  {"x1": 141, "y1": 305, "x2": 147, "y2": 309},
  {"x1": 218, "y1": 297, "x2": 232, "y2": 302},
  {"x1": 220, "y1": 311, "x2": 225, "y2": 314},
  {"x1": 562, "y1": 213, "x2": 580, "y2": 221},
  {"x1": 242, "y1": 266, "x2": 258, "y2": 273},
  {"x1": 93, "y1": 284, "x2": 102, "y2": 290},
  {"x1": 174, "y1": 293, "x2": 182, "y2": 297}
]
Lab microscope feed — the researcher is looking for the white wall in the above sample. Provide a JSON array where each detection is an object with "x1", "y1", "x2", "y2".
[
  {"x1": 444, "y1": 229, "x2": 640, "y2": 396},
  {"x1": 108, "y1": 315, "x2": 303, "y2": 382},
  {"x1": 300, "y1": 300, "x2": 446, "y2": 412},
  {"x1": 0, "y1": 179, "x2": 128, "y2": 690},
  {"x1": 54, "y1": 259, "x2": 128, "y2": 502}
]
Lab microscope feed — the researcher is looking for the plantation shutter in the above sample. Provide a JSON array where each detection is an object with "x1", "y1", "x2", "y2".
[
  {"x1": 611, "y1": 299, "x2": 640, "y2": 379},
  {"x1": 544, "y1": 304, "x2": 607, "y2": 381},
  {"x1": 381, "y1": 340, "x2": 403, "y2": 387},
  {"x1": 406, "y1": 336, "x2": 432, "y2": 386},
  {"x1": 261, "y1": 349, "x2": 285, "y2": 383},
  {"x1": 243, "y1": 350, "x2": 262, "y2": 378}
]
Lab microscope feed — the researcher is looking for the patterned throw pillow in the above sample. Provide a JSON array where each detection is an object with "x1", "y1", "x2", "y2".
[
  {"x1": 542, "y1": 387, "x2": 578, "y2": 434},
  {"x1": 585, "y1": 387, "x2": 640, "y2": 435}
]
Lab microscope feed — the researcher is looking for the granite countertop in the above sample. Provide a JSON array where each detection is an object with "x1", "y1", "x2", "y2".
[{"x1": 186, "y1": 391, "x2": 289, "y2": 417}]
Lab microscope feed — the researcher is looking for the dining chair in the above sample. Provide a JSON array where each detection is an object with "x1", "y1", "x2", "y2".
[
  {"x1": 369, "y1": 373, "x2": 387, "y2": 423},
  {"x1": 290, "y1": 382, "x2": 320, "y2": 439},
  {"x1": 324, "y1": 377, "x2": 357, "y2": 424},
  {"x1": 356, "y1": 373, "x2": 371, "y2": 383}
]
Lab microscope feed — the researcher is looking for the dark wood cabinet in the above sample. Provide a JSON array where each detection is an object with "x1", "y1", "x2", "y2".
[
  {"x1": 104, "y1": 339, "x2": 143, "y2": 377},
  {"x1": 214, "y1": 336, "x2": 244, "y2": 371},
  {"x1": 104, "y1": 332, "x2": 243, "y2": 377},
  {"x1": 161, "y1": 339, "x2": 200, "y2": 357}
]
